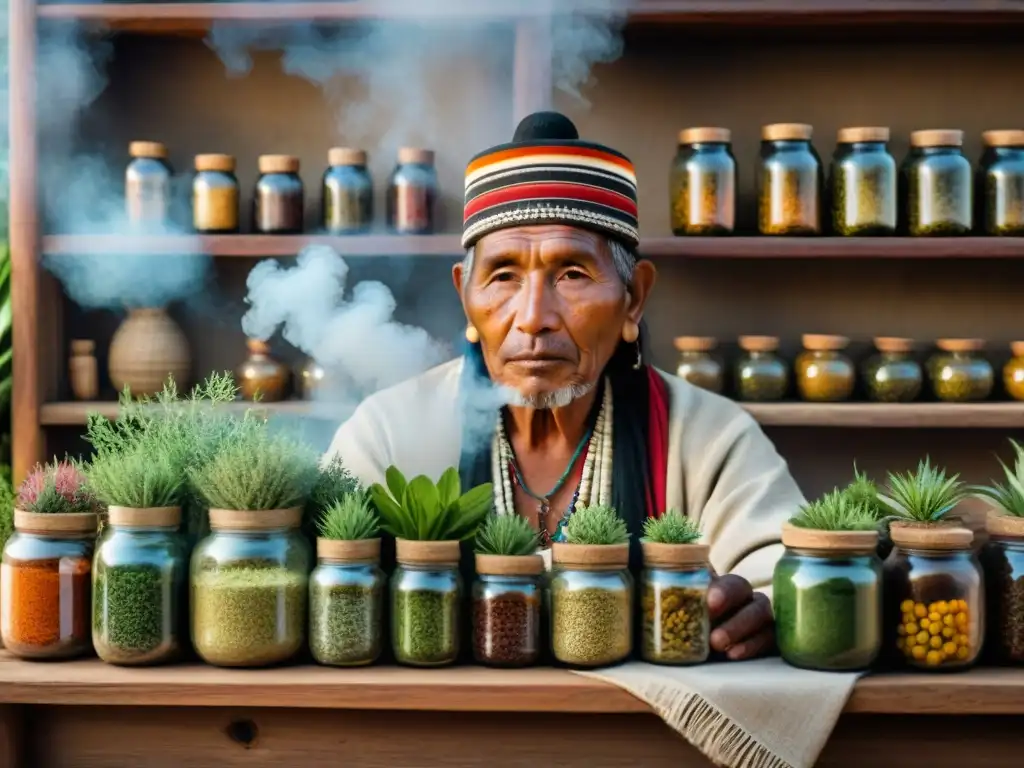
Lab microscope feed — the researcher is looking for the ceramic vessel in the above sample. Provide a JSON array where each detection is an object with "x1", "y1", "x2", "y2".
[
  {"x1": 236, "y1": 339, "x2": 289, "y2": 402},
  {"x1": 108, "y1": 308, "x2": 191, "y2": 397}
]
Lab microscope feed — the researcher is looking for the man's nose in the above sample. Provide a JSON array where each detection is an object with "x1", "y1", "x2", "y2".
[{"x1": 513, "y1": 273, "x2": 560, "y2": 336}]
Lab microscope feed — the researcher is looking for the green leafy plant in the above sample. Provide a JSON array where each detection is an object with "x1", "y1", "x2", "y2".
[
  {"x1": 642, "y1": 511, "x2": 702, "y2": 544},
  {"x1": 474, "y1": 514, "x2": 539, "y2": 556},
  {"x1": 971, "y1": 438, "x2": 1024, "y2": 518},
  {"x1": 318, "y1": 491, "x2": 379, "y2": 540},
  {"x1": 0, "y1": 477, "x2": 13, "y2": 552},
  {"x1": 789, "y1": 489, "x2": 880, "y2": 532},
  {"x1": 843, "y1": 464, "x2": 885, "y2": 520},
  {"x1": 564, "y1": 504, "x2": 629, "y2": 545},
  {"x1": 17, "y1": 459, "x2": 99, "y2": 515},
  {"x1": 368, "y1": 465, "x2": 492, "y2": 541},
  {"x1": 304, "y1": 455, "x2": 360, "y2": 540},
  {"x1": 877, "y1": 457, "x2": 966, "y2": 523},
  {"x1": 86, "y1": 442, "x2": 185, "y2": 509}
]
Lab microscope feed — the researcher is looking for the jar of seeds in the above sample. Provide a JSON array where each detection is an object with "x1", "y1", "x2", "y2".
[
  {"x1": 901, "y1": 130, "x2": 972, "y2": 236},
  {"x1": 885, "y1": 523, "x2": 982, "y2": 670},
  {"x1": 674, "y1": 336, "x2": 723, "y2": 393},
  {"x1": 795, "y1": 335, "x2": 855, "y2": 402},
  {"x1": 472, "y1": 552, "x2": 543, "y2": 668},
  {"x1": 192, "y1": 154, "x2": 239, "y2": 233},
  {"x1": 190, "y1": 508, "x2": 310, "y2": 668},
  {"x1": 1003, "y1": 341, "x2": 1024, "y2": 401},
  {"x1": 757, "y1": 123, "x2": 822, "y2": 235},
  {"x1": 982, "y1": 513, "x2": 1024, "y2": 664},
  {"x1": 550, "y1": 542, "x2": 632, "y2": 668},
  {"x1": 669, "y1": 127, "x2": 736, "y2": 236},
  {"x1": 830, "y1": 127, "x2": 897, "y2": 236},
  {"x1": 392, "y1": 539, "x2": 461, "y2": 667},
  {"x1": 735, "y1": 335, "x2": 789, "y2": 402},
  {"x1": 927, "y1": 338, "x2": 993, "y2": 402},
  {"x1": 862, "y1": 337, "x2": 923, "y2": 403},
  {"x1": 640, "y1": 540, "x2": 711, "y2": 665},
  {"x1": 979, "y1": 130, "x2": 1024, "y2": 236}
]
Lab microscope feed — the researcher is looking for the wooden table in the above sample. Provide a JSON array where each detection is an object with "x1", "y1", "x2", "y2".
[{"x1": 1, "y1": 654, "x2": 1022, "y2": 767}]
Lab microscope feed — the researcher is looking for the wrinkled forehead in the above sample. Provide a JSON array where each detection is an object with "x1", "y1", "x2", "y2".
[{"x1": 474, "y1": 225, "x2": 611, "y2": 262}]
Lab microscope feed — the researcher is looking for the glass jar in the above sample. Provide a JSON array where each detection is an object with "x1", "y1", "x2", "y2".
[
  {"x1": 235, "y1": 338, "x2": 289, "y2": 403},
  {"x1": 795, "y1": 334, "x2": 855, "y2": 402},
  {"x1": 927, "y1": 338, "x2": 993, "y2": 402},
  {"x1": 193, "y1": 153, "x2": 239, "y2": 234},
  {"x1": 735, "y1": 335, "x2": 788, "y2": 402},
  {"x1": 387, "y1": 148, "x2": 437, "y2": 235},
  {"x1": 296, "y1": 358, "x2": 327, "y2": 400},
  {"x1": 982, "y1": 514, "x2": 1024, "y2": 663},
  {"x1": 674, "y1": 336, "x2": 723, "y2": 393},
  {"x1": 472, "y1": 553, "x2": 543, "y2": 667},
  {"x1": 93, "y1": 506, "x2": 187, "y2": 666},
  {"x1": 862, "y1": 337, "x2": 923, "y2": 403},
  {"x1": 640, "y1": 541, "x2": 711, "y2": 665},
  {"x1": 309, "y1": 537, "x2": 385, "y2": 667},
  {"x1": 254, "y1": 154, "x2": 304, "y2": 234},
  {"x1": 550, "y1": 542, "x2": 632, "y2": 668},
  {"x1": 979, "y1": 130, "x2": 1024, "y2": 236},
  {"x1": 901, "y1": 130, "x2": 972, "y2": 236},
  {"x1": 1004, "y1": 341, "x2": 1024, "y2": 401},
  {"x1": 126, "y1": 140, "x2": 172, "y2": 228},
  {"x1": 885, "y1": 523, "x2": 982, "y2": 670},
  {"x1": 323, "y1": 147, "x2": 373, "y2": 234},
  {"x1": 757, "y1": 123, "x2": 822, "y2": 235},
  {"x1": 830, "y1": 127, "x2": 897, "y2": 236},
  {"x1": 774, "y1": 524, "x2": 882, "y2": 671},
  {"x1": 669, "y1": 127, "x2": 736, "y2": 236},
  {"x1": 1, "y1": 510, "x2": 97, "y2": 659},
  {"x1": 392, "y1": 539, "x2": 461, "y2": 667},
  {"x1": 190, "y1": 507, "x2": 310, "y2": 667}
]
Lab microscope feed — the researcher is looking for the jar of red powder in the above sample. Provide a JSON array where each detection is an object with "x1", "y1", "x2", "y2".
[{"x1": 472, "y1": 552, "x2": 543, "y2": 668}]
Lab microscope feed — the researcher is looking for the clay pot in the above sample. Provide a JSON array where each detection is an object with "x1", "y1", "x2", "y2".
[
  {"x1": 108, "y1": 308, "x2": 191, "y2": 397},
  {"x1": 236, "y1": 339, "x2": 289, "y2": 402}
]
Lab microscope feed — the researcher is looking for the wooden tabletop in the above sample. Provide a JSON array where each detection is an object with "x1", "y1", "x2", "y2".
[{"x1": 0, "y1": 654, "x2": 1021, "y2": 715}]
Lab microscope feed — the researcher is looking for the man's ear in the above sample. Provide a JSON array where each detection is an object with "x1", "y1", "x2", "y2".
[{"x1": 626, "y1": 260, "x2": 657, "y2": 323}]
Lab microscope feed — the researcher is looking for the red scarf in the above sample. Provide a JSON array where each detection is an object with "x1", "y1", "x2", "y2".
[{"x1": 646, "y1": 366, "x2": 670, "y2": 518}]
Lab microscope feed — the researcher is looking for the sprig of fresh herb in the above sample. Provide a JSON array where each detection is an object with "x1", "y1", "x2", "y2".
[
  {"x1": 368, "y1": 466, "x2": 492, "y2": 541},
  {"x1": 86, "y1": 443, "x2": 184, "y2": 509},
  {"x1": 877, "y1": 457, "x2": 966, "y2": 523},
  {"x1": 642, "y1": 511, "x2": 702, "y2": 544},
  {"x1": 564, "y1": 504, "x2": 629, "y2": 545},
  {"x1": 17, "y1": 459, "x2": 99, "y2": 515},
  {"x1": 843, "y1": 464, "x2": 885, "y2": 520},
  {"x1": 971, "y1": 438, "x2": 1024, "y2": 518},
  {"x1": 789, "y1": 489, "x2": 879, "y2": 532},
  {"x1": 318, "y1": 491, "x2": 379, "y2": 540},
  {"x1": 474, "y1": 514, "x2": 538, "y2": 555}
]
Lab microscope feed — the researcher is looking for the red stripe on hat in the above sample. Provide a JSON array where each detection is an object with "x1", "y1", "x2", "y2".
[
  {"x1": 466, "y1": 145, "x2": 634, "y2": 176},
  {"x1": 464, "y1": 181, "x2": 638, "y2": 221}
]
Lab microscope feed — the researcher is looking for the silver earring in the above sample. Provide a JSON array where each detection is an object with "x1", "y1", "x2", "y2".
[{"x1": 633, "y1": 341, "x2": 642, "y2": 370}]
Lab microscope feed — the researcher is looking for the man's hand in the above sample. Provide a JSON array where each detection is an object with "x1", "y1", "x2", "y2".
[{"x1": 707, "y1": 574, "x2": 774, "y2": 661}]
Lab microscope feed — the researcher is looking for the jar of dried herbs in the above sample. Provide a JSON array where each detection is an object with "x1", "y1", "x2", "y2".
[
  {"x1": 830, "y1": 127, "x2": 896, "y2": 236},
  {"x1": 93, "y1": 506, "x2": 187, "y2": 666},
  {"x1": 757, "y1": 123, "x2": 822, "y2": 235},
  {"x1": 735, "y1": 335, "x2": 788, "y2": 402},
  {"x1": 309, "y1": 537, "x2": 384, "y2": 667},
  {"x1": 1004, "y1": 341, "x2": 1024, "y2": 401},
  {"x1": 774, "y1": 524, "x2": 882, "y2": 671},
  {"x1": 392, "y1": 539, "x2": 461, "y2": 667},
  {"x1": 323, "y1": 147, "x2": 373, "y2": 234},
  {"x1": 640, "y1": 541, "x2": 711, "y2": 665},
  {"x1": 885, "y1": 523, "x2": 982, "y2": 670},
  {"x1": 193, "y1": 154, "x2": 239, "y2": 233},
  {"x1": 253, "y1": 155, "x2": 304, "y2": 234},
  {"x1": 674, "y1": 336, "x2": 723, "y2": 394},
  {"x1": 795, "y1": 335, "x2": 855, "y2": 402},
  {"x1": 982, "y1": 513, "x2": 1024, "y2": 664},
  {"x1": 979, "y1": 130, "x2": 1024, "y2": 236},
  {"x1": 1, "y1": 510, "x2": 97, "y2": 660},
  {"x1": 901, "y1": 130, "x2": 972, "y2": 236},
  {"x1": 862, "y1": 337, "x2": 922, "y2": 403},
  {"x1": 387, "y1": 148, "x2": 437, "y2": 235},
  {"x1": 126, "y1": 140, "x2": 172, "y2": 228},
  {"x1": 550, "y1": 542, "x2": 632, "y2": 668},
  {"x1": 473, "y1": 553, "x2": 543, "y2": 668},
  {"x1": 927, "y1": 338, "x2": 993, "y2": 402},
  {"x1": 669, "y1": 127, "x2": 736, "y2": 236},
  {"x1": 190, "y1": 507, "x2": 310, "y2": 667}
]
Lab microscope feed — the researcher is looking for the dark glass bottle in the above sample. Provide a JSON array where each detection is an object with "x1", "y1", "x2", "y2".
[
  {"x1": 323, "y1": 147, "x2": 373, "y2": 234},
  {"x1": 900, "y1": 130, "x2": 972, "y2": 236},
  {"x1": 387, "y1": 148, "x2": 437, "y2": 235},
  {"x1": 126, "y1": 140, "x2": 172, "y2": 228},
  {"x1": 978, "y1": 130, "x2": 1024, "y2": 236},
  {"x1": 254, "y1": 155, "x2": 304, "y2": 234},
  {"x1": 193, "y1": 154, "x2": 239, "y2": 234},
  {"x1": 830, "y1": 127, "x2": 897, "y2": 236},
  {"x1": 669, "y1": 127, "x2": 736, "y2": 236},
  {"x1": 757, "y1": 123, "x2": 822, "y2": 235}
]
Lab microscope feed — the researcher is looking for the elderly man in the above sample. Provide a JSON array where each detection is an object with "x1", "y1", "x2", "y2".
[{"x1": 326, "y1": 111, "x2": 805, "y2": 660}]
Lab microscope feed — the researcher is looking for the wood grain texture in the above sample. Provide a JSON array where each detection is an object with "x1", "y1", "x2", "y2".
[{"x1": 640, "y1": 237, "x2": 1024, "y2": 259}]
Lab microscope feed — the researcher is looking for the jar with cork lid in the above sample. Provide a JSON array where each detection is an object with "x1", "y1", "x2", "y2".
[
  {"x1": 235, "y1": 339, "x2": 290, "y2": 403},
  {"x1": 927, "y1": 339, "x2": 993, "y2": 402},
  {"x1": 387, "y1": 148, "x2": 437, "y2": 234},
  {"x1": 757, "y1": 123, "x2": 822, "y2": 235},
  {"x1": 193, "y1": 154, "x2": 239, "y2": 234},
  {"x1": 830, "y1": 127, "x2": 897, "y2": 236},
  {"x1": 735, "y1": 335, "x2": 789, "y2": 402},
  {"x1": 674, "y1": 337, "x2": 723, "y2": 394},
  {"x1": 979, "y1": 130, "x2": 1024, "y2": 236},
  {"x1": 862, "y1": 337, "x2": 922, "y2": 403},
  {"x1": 1003, "y1": 341, "x2": 1024, "y2": 401},
  {"x1": 323, "y1": 147, "x2": 373, "y2": 234},
  {"x1": 68, "y1": 339, "x2": 98, "y2": 401},
  {"x1": 253, "y1": 155, "x2": 304, "y2": 234},
  {"x1": 669, "y1": 127, "x2": 736, "y2": 236},
  {"x1": 126, "y1": 141, "x2": 172, "y2": 228},
  {"x1": 795, "y1": 335, "x2": 855, "y2": 402},
  {"x1": 900, "y1": 130, "x2": 972, "y2": 236}
]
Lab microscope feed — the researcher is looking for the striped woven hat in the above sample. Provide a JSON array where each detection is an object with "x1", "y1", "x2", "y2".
[{"x1": 462, "y1": 111, "x2": 639, "y2": 249}]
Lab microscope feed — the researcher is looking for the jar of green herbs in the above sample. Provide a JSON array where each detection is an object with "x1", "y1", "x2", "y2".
[
  {"x1": 757, "y1": 123, "x2": 822, "y2": 235},
  {"x1": 93, "y1": 506, "x2": 187, "y2": 666},
  {"x1": 980, "y1": 508, "x2": 1024, "y2": 664},
  {"x1": 674, "y1": 336, "x2": 723, "y2": 394},
  {"x1": 392, "y1": 539, "x2": 462, "y2": 667},
  {"x1": 795, "y1": 334, "x2": 855, "y2": 402},
  {"x1": 901, "y1": 129, "x2": 972, "y2": 236},
  {"x1": 669, "y1": 127, "x2": 736, "y2": 236},
  {"x1": 979, "y1": 130, "x2": 1024, "y2": 236},
  {"x1": 862, "y1": 337, "x2": 922, "y2": 403},
  {"x1": 830, "y1": 127, "x2": 896, "y2": 236},
  {"x1": 927, "y1": 338, "x2": 993, "y2": 402},
  {"x1": 735, "y1": 335, "x2": 789, "y2": 402},
  {"x1": 1004, "y1": 342, "x2": 1024, "y2": 401}
]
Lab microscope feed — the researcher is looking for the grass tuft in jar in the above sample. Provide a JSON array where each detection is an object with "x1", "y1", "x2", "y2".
[
  {"x1": 669, "y1": 127, "x2": 736, "y2": 236},
  {"x1": 757, "y1": 123, "x2": 822, "y2": 235},
  {"x1": 927, "y1": 338, "x2": 993, "y2": 402},
  {"x1": 901, "y1": 130, "x2": 972, "y2": 236},
  {"x1": 674, "y1": 336, "x2": 723, "y2": 394},
  {"x1": 830, "y1": 127, "x2": 897, "y2": 236},
  {"x1": 979, "y1": 130, "x2": 1024, "y2": 236},
  {"x1": 1003, "y1": 341, "x2": 1024, "y2": 401},
  {"x1": 862, "y1": 337, "x2": 922, "y2": 403},
  {"x1": 735, "y1": 335, "x2": 788, "y2": 402},
  {"x1": 796, "y1": 334, "x2": 855, "y2": 402}
]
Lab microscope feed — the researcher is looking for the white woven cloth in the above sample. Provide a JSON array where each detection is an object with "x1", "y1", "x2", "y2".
[{"x1": 575, "y1": 659, "x2": 861, "y2": 768}]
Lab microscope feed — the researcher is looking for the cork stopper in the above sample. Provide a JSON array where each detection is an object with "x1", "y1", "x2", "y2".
[
  {"x1": 641, "y1": 541, "x2": 711, "y2": 568},
  {"x1": 397, "y1": 148, "x2": 434, "y2": 165},
  {"x1": 395, "y1": 538, "x2": 461, "y2": 566},
  {"x1": 837, "y1": 127, "x2": 890, "y2": 143},
  {"x1": 246, "y1": 338, "x2": 271, "y2": 355},
  {"x1": 1010, "y1": 341, "x2": 1024, "y2": 358},
  {"x1": 328, "y1": 147, "x2": 367, "y2": 166},
  {"x1": 14, "y1": 510, "x2": 98, "y2": 536},
  {"x1": 910, "y1": 129, "x2": 963, "y2": 148},
  {"x1": 889, "y1": 521, "x2": 973, "y2": 551},
  {"x1": 738, "y1": 335, "x2": 779, "y2": 353},
  {"x1": 678, "y1": 127, "x2": 731, "y2": 145},
  {"x1": 551, "y1": 542, "x2": 629, "y2": 571},
  {"x1": 70, "y1": 339, "x2": 95, "y2": 355},
  {"x1": 983, "y1": 130, "x2": 1024, "y2": 148},
  {"x1": 802, "y1": 334, "x2": 849, "y2": 351},
  {"x1": 475, "y1": 553, "x2": 545, "y2": 576},
  {"x1": 317, "y1": 537, "x2": 381, "y2": 563},
  {"x1": 762, "y1": 123, "x2": 813, "y2": 142},
  {"x1": 874, "y1": 337, "x2": 915, "y2": 354},
  {"x1": 129, "y1": 141, "x2": 167, "y2": 159},
  {"x1": 258, "y1": 154, "x2": 300, "y2": 174},
  {"x1": 108, "y1": 506, "x2": 181, "y2": 529},
  {"x1": 208, "y1": 507, "x2": 302, "y2": 531},
  {"x1": 936, "y1": 338, "x2": 985, "y2": 353},
  {"x1": 987, "y1": 511, "x2": 1024, "y2": 539},
  {"x1": 781, "y1": 523, "x2": 879, "y2": 553},
  {"x1": 674, "y1": 336, "x2": 717, "y2": 353},
  {"x1": 195, "y1": 153, "x2": 236, "y2": 173}
]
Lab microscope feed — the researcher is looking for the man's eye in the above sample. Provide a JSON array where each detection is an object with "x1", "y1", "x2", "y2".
[
  {"x1": 493, "y1": 271, "x2": 515, "y2": 282},
  {"x1": 562, "y1": 269, "x2": 587, "y2": 280}
]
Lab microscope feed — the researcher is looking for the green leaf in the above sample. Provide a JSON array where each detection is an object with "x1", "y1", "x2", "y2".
[
  {"x1": 368, "y1": 482, "x2": 413, "y2": 538},
  {"x1": 456, "y1": 483, "x2": 494, "y2": 519},
  {"x1": 404, "y1": 475, "x2": 440, "y2": 540},
  {"x1": 436, "y1": 467, "x2": 460, "y2": 510},
  {"x1": 385, "y1": 466, "x2": 408, "y2": 506}
]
